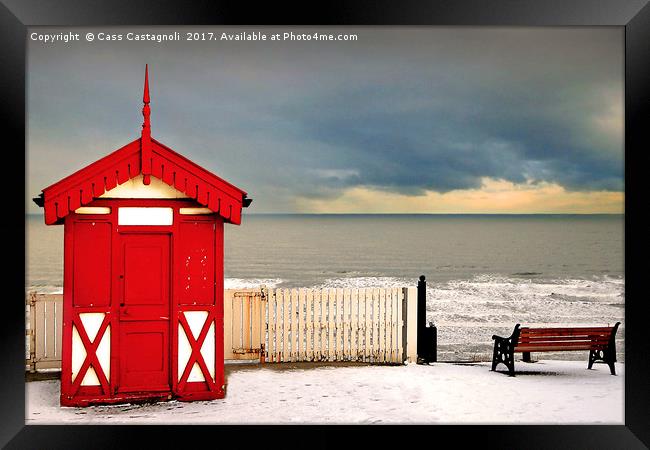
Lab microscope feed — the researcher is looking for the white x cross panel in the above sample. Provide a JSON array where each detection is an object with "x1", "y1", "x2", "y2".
[
  {"x1": 70, "y1": 312, "x2": 111, "y2": 394},
  {"x1": 178, "y1": 310, "x2": 216, "y2": 390}
]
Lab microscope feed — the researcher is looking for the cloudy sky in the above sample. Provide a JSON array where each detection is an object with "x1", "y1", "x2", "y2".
[{"x1": 27, "y1": 26, "x2": 624, "y2": 214}]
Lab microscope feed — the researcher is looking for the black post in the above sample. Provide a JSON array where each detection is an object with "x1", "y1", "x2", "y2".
[
  {"x1": 416, "y1": 275, "x2": 437, "y2": 364},
  {"x1": 417, "y1": 275, "x2": 426, "y2": 360},
  {"x1": 430, "y1": 321, "x2": 437, "y2": 363}
]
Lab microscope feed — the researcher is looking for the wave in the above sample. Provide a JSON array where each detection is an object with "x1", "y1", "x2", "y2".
[
  {"x1": 314, "y1": 276, "x2": 414, "y2": 289},
  {"x1": 25, "y1": 285, "x2": 63, "y2": 295},
  {"x1": 224, "y1": 278, "x2": 283, "y2": 289}
]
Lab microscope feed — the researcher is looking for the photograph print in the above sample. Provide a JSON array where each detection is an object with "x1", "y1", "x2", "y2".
[{"x1": 25, "y1": 25, "x2": 624, "y2": 425}]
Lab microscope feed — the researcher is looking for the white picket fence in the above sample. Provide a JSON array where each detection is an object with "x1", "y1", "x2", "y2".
[
  {"x1": 224, "y1": 286, "x2": 418, "y2": 364},
  {"x1": 26, "y1": 285, "x2": 419, "y2": 372}
]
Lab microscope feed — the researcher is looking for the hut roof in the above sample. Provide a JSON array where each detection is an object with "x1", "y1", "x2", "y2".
[{"x1": 35, "y1": 65, "x2": 250, "y2": 225}]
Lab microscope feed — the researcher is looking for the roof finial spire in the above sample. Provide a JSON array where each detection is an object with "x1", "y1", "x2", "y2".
[
  {"x1": 143, "y1": 64, "x2": 150, "y2": 105},
  {"x1": 141, "y1": 64, "x2": 152, "y2": 185}
]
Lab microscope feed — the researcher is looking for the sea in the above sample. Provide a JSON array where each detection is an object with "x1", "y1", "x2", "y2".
[{"x1": 26, "y1": 213, "x2": 625, "y2": 362}]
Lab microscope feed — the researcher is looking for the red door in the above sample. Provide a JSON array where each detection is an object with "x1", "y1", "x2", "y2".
[{"x1": 117, "y1": 233, "x2": 171, "y2": 393}]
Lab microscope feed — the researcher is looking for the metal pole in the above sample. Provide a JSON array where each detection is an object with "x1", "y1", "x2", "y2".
[
  {"x1": 417, "y1": 275, "x2": 426, "y2": 360},
  {"x1": 28, "y1": 292, "x2": 37, "y2": 373},
  {"x1": 430, "y1": 321, "x2": 437, "y2": 363}
]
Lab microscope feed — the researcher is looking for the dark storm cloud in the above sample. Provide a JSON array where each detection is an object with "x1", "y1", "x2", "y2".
[
  {"x1": 27, "y1": 27, "x2": 623, "y2": 212},
  {"x1": 279, "y1": 78, "x2": 623, "y2": 197}
]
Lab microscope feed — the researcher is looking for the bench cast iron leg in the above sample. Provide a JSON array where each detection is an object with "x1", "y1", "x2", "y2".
[
  {"x1": 589, "y1": 349, "x2": 616, "y2": 375},
  {"x1": 588, "y1": 349, "x2": 598, "y2": 370},
  {"x1": 491, "y1": 341, "x2": 499, "y2": 372},
  {"x1": 491, "y1": 325, "x2": 521, "y2": 376},
  {"x1": 522, "y1": 352, "x2": 531, "y2": 363},
  {"x1": 607, "y1": 356, "x2": 616, "y2": 375},
  {"x1": 501, "y1": 340, "x2": 515, "y2": 376},
  {"x1": 588, "y1": 323, "x2": 620, "y2": 375}
]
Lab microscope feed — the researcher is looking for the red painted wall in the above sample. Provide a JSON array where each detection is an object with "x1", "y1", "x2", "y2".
[{"x1": 60, "y1": 198, "x2": 225, "y2": 406}]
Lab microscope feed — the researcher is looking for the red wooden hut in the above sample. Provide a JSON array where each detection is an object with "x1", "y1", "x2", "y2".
[{"x1": 33, "y1": 66, "x2": 251, "y2": 406}]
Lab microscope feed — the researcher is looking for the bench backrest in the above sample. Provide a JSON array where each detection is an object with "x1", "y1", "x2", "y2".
[{"x1": 517, "y1": 325, "x2": 618, "y2": 350}]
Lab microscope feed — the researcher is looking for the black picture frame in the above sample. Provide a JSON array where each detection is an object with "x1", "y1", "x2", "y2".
[{"x1": 2, "y1": 0, "x2": 648, "y2": 448}]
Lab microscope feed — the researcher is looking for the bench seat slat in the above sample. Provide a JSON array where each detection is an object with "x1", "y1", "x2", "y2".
[
  {"x1": 520, "y1": 327, "x2": 614, "y2": 335},
  {"x1": 521, "y1": 334, "x2": 611, "y2": 340},
  {"x1": 515, "y1": 345, "x2": 607, "y2": 352},
  {"x1": 517, "y1": 339, "x2": 608, "y2": 346},
  {"x1": 518, "y1": 342, "x2": 610, "y2": 348},
  {"x1": 521, "y1": 334, "x2": 612, "y2": 340},
  {"x1": 516, "y1": 341, "x2": 608, "y2": 349},
  {"x1": 521, "y1": 334, "x2": 612, "y2": 339},
  {"x1": 519, "y1": 335, "x2": 611, "y2": 341}
]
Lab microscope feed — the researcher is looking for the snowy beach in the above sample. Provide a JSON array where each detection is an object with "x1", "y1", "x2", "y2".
[{"x1": 26, "y1": 360, "x2": 624, "y2": 424}]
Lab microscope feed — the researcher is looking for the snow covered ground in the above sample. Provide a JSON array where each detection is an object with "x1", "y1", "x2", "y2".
[{"x1": 26, "y1": 360, "x2": 624, "y2": 425}]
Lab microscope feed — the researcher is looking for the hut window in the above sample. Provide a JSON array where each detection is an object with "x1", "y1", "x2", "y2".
[
  {"x1": 118, "y1": 207, "x2": 173, "y2": 225},
  {"x1": 179, "y1": 207, "x2": 213, "y2": 215},
  {"x1": 75, "y1": 207, "x2": 111, "y2": 215}
]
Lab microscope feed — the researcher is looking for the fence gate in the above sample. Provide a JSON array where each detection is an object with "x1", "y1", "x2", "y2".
[
  {"x1": 26, "y1": 292, "x2": 63, "y2": 372},
  {"x1": 223, "y1": 289, "x2": 265, "y2": 361}
]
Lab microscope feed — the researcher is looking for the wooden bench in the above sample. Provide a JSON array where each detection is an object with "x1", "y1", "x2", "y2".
[{"x1": 491, "y1": 322, "x2": 620, "y2": 376}]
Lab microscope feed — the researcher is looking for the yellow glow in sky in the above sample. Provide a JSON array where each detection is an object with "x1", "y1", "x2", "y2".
[{"x1": 295, "y1": 178, "x2": 624, "y2": 214}]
